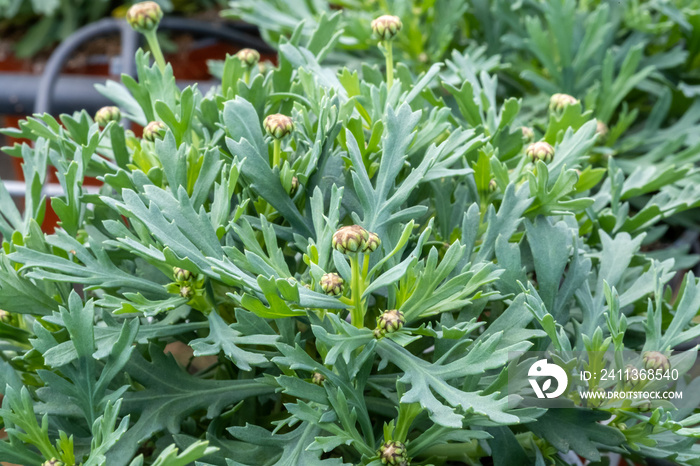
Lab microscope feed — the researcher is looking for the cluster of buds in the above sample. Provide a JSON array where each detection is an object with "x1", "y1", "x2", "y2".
[
  {"x1": 643, "y1": 351, "x2": 670, "y2": 372},
  {"x1": 320, "y1": 273, "x2": 344, "y2": 296},
  {"x1": 332, "y1": 225, "x2": 381, "y2": 254},
  {"x1": 371, "y1": 15, "x2": 402, "y2": 41},
  {"x1": 126, "y1": 1, "x2": 163, "y2": 33},
  {"x1": 168, "y1": 266, "x2": 204, "y2": 301},
  {"x1": 526, "y1": 141, "x2": 555, "y2": 164},
  {"x1": 95, "y1": 106, "x2": 121, "y2": 127},
  {"x1": 143, "y1": 121, "x2": 166, "y2": 142},
  {"x1": 42, "y1": 459, "x2": 64, "y2": 466},
  {"x1": 311, "y1": 372, "x2": 325, "y2": 386},
  {"x1": 378, "y1": 440, "x2": 409, "y2": 466},
  {"x1": 236, "y1": 48, "x2": 260, "y2": 67},
  {"x1": 374, "y1": 309, "x2": 405, "y2": 338},
  {"x1": 549, "y1": 93, "x2": 578, "y2": 113},
  {"x1": 264, "y1": 114, "x2": 294, "y2": 139},
  {"x1": 521, "y1": 126, "x2": 535, "y2": 142}
]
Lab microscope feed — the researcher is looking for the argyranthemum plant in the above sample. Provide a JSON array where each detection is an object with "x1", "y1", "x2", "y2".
[{"x1": 1, "y1": 3, "x2": 699, "y2": 466}]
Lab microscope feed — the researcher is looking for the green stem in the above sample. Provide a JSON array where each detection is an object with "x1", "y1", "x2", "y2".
[
  {"x1": 350, "y1": 253, "x2": 366, "y2": 328},
  {"x1": 244, "y1": 69, "x2": 251, "y2": 85},
  {"x1": 394, "y1": 402, "x2": 421, "y2": 443},
  {"x1": 273, "y1": 138, "x2": 281, "y2": 167},
  {"x1": 144, "y1": 29, "x2": 166, "y2": 71},
  {"x1": 385, "y1": 40, "x2": 394, "y2": 89}
]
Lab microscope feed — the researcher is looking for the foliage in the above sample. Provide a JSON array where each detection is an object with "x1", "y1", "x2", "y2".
[{"x1": 1, "y1": 1, "x2": 700, "y2": 465}]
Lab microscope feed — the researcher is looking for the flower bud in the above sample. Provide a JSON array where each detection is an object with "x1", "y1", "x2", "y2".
[
  {"x1": 311, "y1": 372, "x2": 325, "y2": 386},
  {"x1": 236, "y1": 48, "x2": 260, "y2": 67},
  {"x1": 332, "y1": 225, "x2": 370, "y2": 254},
  {"x1": 643, "y1": 351, "x2": 670, "y2": 372},
  {"x1": 0, "y1": 309, "x2": 9, "y2": 322},
  {"x1": 42, "y1": 459, "x2": 64, "y2": 466},
  {"x1": 526, "y1": 141, "x2": 554, "y2": 163},
  {"x1": 375, "y1": 309, "x2": 405, "y2": 337},
  {"x1": 362, "y1": 231, "x2": 381, "y2": 253},
  {"x1": 126, "y1": 1, "x2": 163, "y2": 33},
  {"x1": 521, "y1": 126, "x2": 535, "y2": 142},
  {"x1": 143, "y1": 121, "x2": 166, "y2": 142},
  {"x1": 173, "y1": 267, "x2": 192, "y2": 282},
  {"x1": 596, "y1": 120, "x2": 608, "y2": 140},
  {"x1": 179, "y1": 285, "x2": 193, "y2": 299},
  {"x1": 95, "y1": 106, "x2": 121, "y2": 126},
  {"x1": 488, "y1": 179, "x2": 498, "y2": 192},
  {"x1": 549, "y1": 93, "x2": 578, "y2": 113},
  {"x1": 371, "y1": 15, "x2": 402, "y2": 41},
  {"x1": 378, "y1": 440, "x2": 409, "y2": 466},
  {"x1": 320, "y1": 273, "x2": 344, "y2": 296},
  {"x1": 290, "y1": 176, "x2": 299, "y2": 196},
  {"x1": 263, "y1": 114, "x2": 294, "y2": 139}
]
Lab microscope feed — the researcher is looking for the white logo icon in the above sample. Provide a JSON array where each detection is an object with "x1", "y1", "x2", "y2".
[{"x1": 528, "y1": 359, "x2": 568, "y2": 399}]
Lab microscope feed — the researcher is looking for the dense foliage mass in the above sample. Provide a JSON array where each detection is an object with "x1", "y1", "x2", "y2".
[{"x1": 1, "y1": 0, "x2": 700, "y2": 465}]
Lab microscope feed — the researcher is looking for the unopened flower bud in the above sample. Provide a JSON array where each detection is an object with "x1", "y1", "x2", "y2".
[
  {"x1": 143, "y1": 121, "x2": 166, "y2": 142},
  {"x1": 95, "y1": 106, "x2": 121, "y2": 126},
  {"x1": 311, "y1": 372, "x2": 325, "y2": 386},
  {"x1": 126, "y1": 1, "x2": 163, "y2": 33},
  {"x1": 320, "y1": 273, "x2": 344, "y2": 296},
  {"x1": 488, "y1": 179, "x2": 498, "y2": 192},
  {"x1": 0, "y1": 309, "x2": 9, "y2": 322},
  {"x1": 263, "y1": 114, "x2": 294, "y2": 139},
  {"x1": 332, "y1": 225, "x2": 370, "y2": 254},
  {"x1": 236, "y1": 48, "x2": 260, "y2": 67},
  {"x1": 362, "y1": 231, "x2": 381, "y2": 253},
  {"x1": 625, "y1": 365, "x2": 641, "y2": 388},
  {"x1": 290, "y1": 176, "x2": 299, "y2": 196},
  {"x1": 526, "y1": 141, "x2": 554, "y2": 163},
  {"x1": 375, "y1": 309, "x2": 405, "y2": 337},
  {"x1": 179, "y1": 285, "x2": 193, "y2": 299},
  {"x1": 596, "y1": 120, "x2": 608, "y2": 139},
  {"x1": 378, "y1": 440, "x2": 409, "y2": 466},
  {"x1": 42, "y1": 459, "x2": 64, "y2": 466},
  {"x1": 521, "y1": 126, "x2": 535, "y2": 142},
  {"x1": 549, "y1": 93, "x2": 578, "y2": 113},
  {"x1": 372, "y1": 15, "x2": 402, "y2": 41},
  {"x1": 173, "y1": 267, "x2": 192, "y2": 282},
  {"x1": 643, "y1": 351, "x2": 670, "y2": 372}
]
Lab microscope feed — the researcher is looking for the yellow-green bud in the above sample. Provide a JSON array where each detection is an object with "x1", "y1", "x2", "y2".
[
  {"x1": 625, "y1": 364, "x2": 641, "y2": 388},
  {"x1": 332, "y1": 225, "x2": 370, "y2": 254},
  {"x1": 263, "y1": 114, "x2": 294, "y2": 139},
  {"x1": 320, "y1": 273, "x2": 344, "y2": 296},
  {"x1": 311, "y1": 372, "x2": 325, "y2": 386},
  {"x1": 521, "y1": 126, "x2": 535, "y2": 142},
  {"x1": 290, "y1": 176, "x2": 299, "y2": 196},
  {"x1": 95, "y1": 106, "x2": 121, "y2": 126},
  {"x1": 378, "y1": 440, "x2": 409, "y2": 466},
  {"x1": 173, "y1": 267, "x2": 192, "y2": 282},
  {"x1": 362, "y1": 231, "x2": 381, "y2": 253},
  {"x1": 143, "y1": 121, "x2": 166, "y2": 142},
  {"x1": 375, "y1": 309, "x2": 405, "y2": 337},
  {"x1": 236, "y1": 48, "x2": 260, "y2": 67},
  {"x1": 179, "y1": 285, "x2": 193, "y2": 299},
  {"x1": 42, "y1": 459, "x2": 64, "y2": 466},
  {"x1": 643, "y1": 351, "x2": 670, "y2": 372},
  {"x1": 526, "y1": 141, "x2": 554, "y2": 163},
  {"x1": 126, "y1": 1, "x2": 163, "y2": 33},
  {"x1": 371, "y1": 15, "x2": 402, "y2": 41},
  {"x1": 488, "y1": 179, "x2": 498, "y2": 192},
  {"x1": 549, "y1": 93, "x2": 578, "y2": 113},
  {"x1": 0, "y1": 309, "x2": 9, "y2": 322}
]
